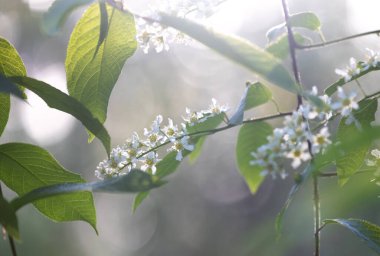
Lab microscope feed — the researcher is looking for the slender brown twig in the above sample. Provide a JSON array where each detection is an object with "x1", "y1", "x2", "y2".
[
  {"x1": 281, "y1": 1, "x2": 320, "y2": 255},
  {"x1": 0, "y1": 184, "x2": 17, "y2": 256}
]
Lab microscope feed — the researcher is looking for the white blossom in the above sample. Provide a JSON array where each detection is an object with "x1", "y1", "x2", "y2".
[
  {"x1": 183, "y1": 107, "x2": 205, "y2": 126},
  {"x1": 205, "y1": 98, "x2": 229, "y2": 115},
  {"x1": 311, "y1": 127, "x2": 331, "y2": 154},
  {"x1": 335, "y1": 57, "x2": 360, "y2": 82},
  {"x1": 169, "y1": 136, "x2": 194, "y2": 161},
  {"x1": 140, "y1": 151, "x2": 160, "y2": 174},
  {"x1": 363, "y1": 48, "x2": 379, "y2": 70},
  {"x1": 286, "y1": 142, "x2": 311, "y2": 169},
  {"x1": 331, "y1": 87, "x2": 359, "y2": 117}
]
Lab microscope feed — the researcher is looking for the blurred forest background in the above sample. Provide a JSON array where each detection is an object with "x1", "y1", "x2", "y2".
[{"x1": 0, "y1": 0, "x2": 379, "y2": 255}]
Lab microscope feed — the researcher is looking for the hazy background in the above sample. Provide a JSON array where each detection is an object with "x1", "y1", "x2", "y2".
[{"x1": 0, "y1": 0, "x2": 379, "y2": 255}]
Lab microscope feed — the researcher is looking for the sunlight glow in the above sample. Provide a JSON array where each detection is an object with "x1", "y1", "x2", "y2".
[{"x1": 20, "y1": 64, "x2": 75, "y2": 145}]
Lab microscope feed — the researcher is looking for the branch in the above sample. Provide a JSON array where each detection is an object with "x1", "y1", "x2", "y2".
[{"x1": 296, "y1": 29, "x2": 380, "y2": 50}]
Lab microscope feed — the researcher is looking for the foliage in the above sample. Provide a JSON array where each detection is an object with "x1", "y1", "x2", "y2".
[{"x1": 0, "y1": 0, "x2": 379, "y2": 255}]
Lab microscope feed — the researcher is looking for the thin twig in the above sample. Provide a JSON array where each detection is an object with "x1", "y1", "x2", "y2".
[
  {"x1": 313, "y1": 175, "x2": 321, "y2": 256},
  {"x1": 281, "y1": 1, "x2": 320, "y2": 255},
  {"x1": 296, "y1": 29, "x2": 380, "y2": 50},
  {"x1": 0, "y1": 184, "x2": 17, "y2": 256}
]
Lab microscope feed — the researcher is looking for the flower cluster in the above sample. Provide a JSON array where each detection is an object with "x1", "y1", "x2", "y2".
[
  {"x1": 365, "y1": 149, "x2": 380, "y2": 186},
  {"x1": 95, "y1": 98, "x2": 228, "y2": 179},
  {"x1": 335, "y1": 48, "x2": 379, "y2": 82},
  {"x1": 135, "y1": 0, "x2": 225, "y2": 53},
  {"x1": 250, "y1": 86, "x2": 360, "y2": 179}
]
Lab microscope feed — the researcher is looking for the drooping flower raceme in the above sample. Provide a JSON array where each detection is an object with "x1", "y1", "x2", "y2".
[
  {"x1": 94, "y1": 98, "x2": 228, "y2": 180},
  {"x1": 250, "y1": 85, "x2": 360, "y2": 179}
]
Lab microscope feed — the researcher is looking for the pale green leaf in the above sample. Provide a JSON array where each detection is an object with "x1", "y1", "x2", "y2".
[
  {"x1": 42, "y1": 0, "x2": 94, "y2": 34},
  {"x1": 266, "y1": 12, "x2": 321, "y2": 42},
  {"x1": 10, "y1": 76, "x2": 111, "y2": 155},
  {"x1": 266, "y1": 33, "x2": 310, "y2": 60},
  {"x1": 93, "y1": 1, "x2": 109, "y2": 58},
  {"x1": 66, "y1": 3, "x2": 137, "y2": 125},
  {"x1": 236, "y1": 122, "x2": 273, "y2": 193},
  {"x1": 336, "y1": 99, "x2": 378, "y2": 186},
  {"x1": 0, "y1": 143, "x2": 97, "y2": 231},
  {"x1": 324, "y1": 219, "x2": 380, "y2": 254},
  {"x1": 0, "y1": 37, "x2": 27, "y2": 136},
  {"x1": 159, "y1": 14, "x2": 299, "y2": 94},
  {"x1": 244, "y1": 82, "x2": 272, "y2": 111}
]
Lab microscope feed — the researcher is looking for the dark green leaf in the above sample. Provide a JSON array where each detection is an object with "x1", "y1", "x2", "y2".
[
  {"x1": 323, "y1": 219, "x2": 380, "y2": 254},
  {"x1": 336, "y1": 99, "x2": 378, "y2": 185},
  {"x1": 0, "y1": 143, "x2": 96, "y2": 231},
  {"x1": 159, "y1": 14, "x2": 299, "y2": 94},
  {"x1": 42, "y1": 0, "x2": 94, "y2": 34},
  {"x1": 275, "y1": 164, "x2": 314, "y2": 238},
  {"x1": 132, "y1": 191, "x2": 150, "y2": 213},
  {"x1": 10, "y1": 76, "x2": 111, "y2": 155},
  {"x1": 11, "y1": 169, "x2": 162, "y2": 211},
  {"x1": 244, "y1": 82, "x2": 272, "y2": 110},
  {"x1": 266, "y1": 33, "x2": 310, "y2": 60},
  {"x1": 236, "y1": 122, "x2": 273, "y2": 193},
  {"x1": 0, "y1": 37, "x2": 27, "y2": 136},
  {"x1": 0, "y1": 74, "x2": 25, "y2": 99},
  {"x1": 266, "y1": 12, "x2": 321, "y2": 42},
  {"x1": 66, "y1": 3, "x2": 137, "y2": 126},
  {"x1": 0, "y1": 195, "x2": 19, "y2": 240}
]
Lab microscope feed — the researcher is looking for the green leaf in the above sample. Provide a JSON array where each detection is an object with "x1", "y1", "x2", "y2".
[
  {"x1": 0, "y1": 94, "x2": 10, "y2": 137},
  {"x1": 187, "y1": 113, "x2": 225, "y2": 164},
  {"x1": 66, "y1": 3, "x2": 137, "y2": 126},
  {"x1": 42, "y1": 0, "x2": 94, "y2": 34},
  {"x1": 93, "y1": 1, "x2": 109, "y2": 58},
  {"x1": 0, "y1": 37, "x2": 27, "y2": 136},
  {"x1": 0, "y1": 143, "x2": 96, "y2": 231},
  {"x1": 236, "y1": 122, "x2": 273, "y2": 193},
  {"x1": 336, "y1": 99, "x2": 378, "y2": 186},
  {"x1": 10, "y1": 169, "x2": 162, "y2": 211},
  {"x1": 229, "y1": 86, "x2": 250, "y2": 125},
  {"x1": 266, "y1": 33, "x2": 310, "y2": 60},
  {"x1": 275, "y1": 164, "x2": 314, "y2": 238},
  {"x1": 325, "y1": 62, "x2": 380, "y2": 96},
  {"x1": 0, "y1": 195, "x2": 19, "y2": 240},
  {"x1": 132, "y1": 191, "x2": 150, "y2": 213},
  {"x1": 289, "y1": 12, "x2": 321, "y2": 31},
  {"x1": 244, "y1": 82, "x2": 272, "y2": 111},
  {"x1": 266, "y1": 12, "x2": 321, "y2": 42},
  {"x1": 10, "y1": 76, "x2": 111, "y2": 155},
  {"x1": 0, "y1": 74, "x2": 25, "y2": 99},
  {"x1": 323, "y1": 219, "x2": 380, "y2": 254},
  {"x1": 159, "y1": 14, "x2": 299, "y2": 94},
  {"x1": 155, "y1": 151, "x2": 183, "y2": 179}
]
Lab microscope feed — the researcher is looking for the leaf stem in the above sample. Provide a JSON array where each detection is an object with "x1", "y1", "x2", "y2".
[
  {"x1": 0, "y1": 184, "x2": 17, "y2": 256},
  {"x1": 295, "y1": 29, "x2": 380, "y2": 50}
]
